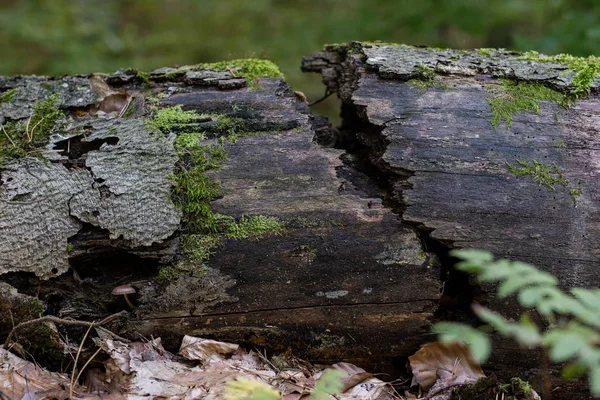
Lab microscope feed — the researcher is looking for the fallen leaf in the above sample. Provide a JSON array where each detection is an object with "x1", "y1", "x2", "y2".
[
  {"x1": 89, "y1": 74, "x2": 131, "y2": 115},
  {"x1": 408, "y1": 341, "x2": 485, "y2": 391},
  {"x1": 178, "y1": 335, "x2": 240, "y2": 362}
]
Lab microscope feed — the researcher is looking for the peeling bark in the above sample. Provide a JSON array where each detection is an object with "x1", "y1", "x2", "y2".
[{"x1": 0, "y1": 62, "x2": 438, "y2": 374}]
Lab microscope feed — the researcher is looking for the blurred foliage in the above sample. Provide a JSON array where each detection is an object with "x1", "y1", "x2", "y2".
[{"x1": 1, "y1": 0, "x2": 599, "y2": 119}]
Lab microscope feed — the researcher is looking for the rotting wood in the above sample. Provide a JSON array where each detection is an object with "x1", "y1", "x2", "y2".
[
  {"x1": 0, "y1": 60, "x2": 439, "y2": 374},
  {"x1": 302, "y1": 42, "x2": 600, "y2": 400}
]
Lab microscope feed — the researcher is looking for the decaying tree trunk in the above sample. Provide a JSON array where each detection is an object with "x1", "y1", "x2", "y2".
[
  {"x1": 302, "y1": 42, "x2": 600, "y2": 397},
  {"x1": 0, "y1": 61, "x2": 439, "y2": 374},
  {"x1": 1, "y1": 43, "x2": 598, "y2": 398}
]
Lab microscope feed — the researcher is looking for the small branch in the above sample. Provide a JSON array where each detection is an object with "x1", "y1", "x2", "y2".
[
  {"x1": 28, "y1": 115, "x2": 46, "y2": 142},
  {"x1": 3, "y1": 310, "x2": 129, "y2": 349},
  {"x1": 308, "y1": 89, "x2": 334, "y2": 106},
  {"x1": 1, "y1": 124, "x2": 16, "y2": 148},
  {"x1": 118, "y1": 95, "x2": 133, "y2": 118}
]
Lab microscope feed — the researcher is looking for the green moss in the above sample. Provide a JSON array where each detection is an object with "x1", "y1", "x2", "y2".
[
  {"x1": 507, "y1": 159, "x2": 582, "y2": 200},
  {"x1": 225, "y1": 215, "x2": 285, "y2": 240},
  {"x1": 0, "y1": 88, "x2": 17, "y2": 103},
  {"x1": 0, "y1": 93, "x2": 64, "y2": 165},
  {"x1": 507, "y1": 159, "x2": 567, "y2": 190},
  {"x1": 407, "y1": 65, "x2": 448, "y2": 93},
  {"x1": 66, "y1": 243, "x2": 73, "y2": 253},
  {"x1": 553, "y1": 137, "x2": 568, "y2": 150},
  {"x1": 174, "y1": 132, "x2": 206, "y2": 147},
  {"x1": 477, "y1": 48, "x2": 495, "y2": 57},
  {"x1": 518, "y1": 51, "x2": 600, "y2": 100},
  {"x1": 500, "y1": 377, "x2": 537, "y2": 400},
  {"x1": 202, "y1": 58, "x2": 284, "y2": 89},
  {"x1": 151, "y1": 104, "x2": 285, "y2": 282},
  {"x1": 148, "y1": 104, "x2": 206, "y2": 132},
  {"x1": 136, "y1": 70, "x2": 152, "y2": 86},
  {"x1": 184, "y1": 233, "x2": 221, "y2": 260},
  {"x1": 486, "y1": 80, "x2": 564, "y2": 129},
  {"x1": 157, "y1": 266, "x2": 180, "y2": 283}
]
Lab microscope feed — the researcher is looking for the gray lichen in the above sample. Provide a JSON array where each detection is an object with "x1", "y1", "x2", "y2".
[
  {"x1": 0, "y1": 158, "x2": 95, "y2": 278},
  {"x1": 359, "y1": 43, "x2": 598, "y2": 93},
  {"x1": 0, "y1": 75, "x2": 99, "y2": 120},
  {"x1": 0, "y1": 116, "x2": 181, "y2": 278},
  {"x1": 68, "y1": 118, "x2": 181, "y2": 246}
]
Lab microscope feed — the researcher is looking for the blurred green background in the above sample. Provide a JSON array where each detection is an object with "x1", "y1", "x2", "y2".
[{"x1": 1, "y1": 0, "x2": 599, "y2": 119}]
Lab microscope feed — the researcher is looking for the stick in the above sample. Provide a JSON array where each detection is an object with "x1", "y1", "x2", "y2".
[
  {"x1": 1, "y1": 124, "x2": 16, "y2": 148},
  {"x1": 3, "y1": 310, "x2": 128, "y2": 349},
  {"x1": 308, "y1": 89, "x2": 333, "y2": 106}
]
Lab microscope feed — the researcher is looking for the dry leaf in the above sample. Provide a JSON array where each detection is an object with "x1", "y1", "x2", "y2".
[
  {"x1": 0, "y1": 348, "x2": 81, "y2": 399},
  {"x1": 89, "y1": 74, "x2": 131, "y2": 115},
  {"x1": 408, "y1": 341, "x2": 485, "y2": 392},
  {"x1": 178, "y1": 335, "x2": 240, "y2": 361},
  {"x1": 330, "y1": 362, "x2": 372, "y2": 391}
]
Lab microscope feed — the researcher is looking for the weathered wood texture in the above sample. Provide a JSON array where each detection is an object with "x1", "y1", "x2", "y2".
[
  {"x1": 302, "y1": 42, "x2": 600, "y2": 292},
  {"x1": 0, "y1": 64, "x2": 439, "y2": 372},
  {"x1": 302, "y1": 42, "x2": 600, "y2": 397}
]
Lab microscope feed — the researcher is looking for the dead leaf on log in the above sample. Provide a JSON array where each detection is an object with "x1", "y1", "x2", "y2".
[
  {"x1": 89, "y1": 74, "x2": 131, "y2": 115},
  {"x1": 408, "y1": 341, "x2": 485, "y2": 392},
  {"x1": 178, "y1": 335, "x2": 240, "y2": 362}
]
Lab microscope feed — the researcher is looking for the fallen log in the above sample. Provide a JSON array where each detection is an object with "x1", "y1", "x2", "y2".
[
  {"x1": 0, "y1": 60, "x2": 439, "y2": 374},
  {"x1": 302, "y1": 42, "x2": 600, "y2": 399}
]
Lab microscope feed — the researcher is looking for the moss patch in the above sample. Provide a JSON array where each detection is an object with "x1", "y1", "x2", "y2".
[
  {"x1": 0, "y1": 88, "x2": 17, "y2": 103},
  {"x1": 507, "y1": 159, "x2": 582, "y2": 200},
  {"x1": 486, "y1": 80, "x2": 564, "y2": 129},
  {"x1": 518, "y1": 51, "x2": 600, "y2": 99},
  {"x1": 0, "y1": 93, "x2": 64, "y2": 165},
  {"x1": 408, "y1": 65, "x2": 448, "y2": 92},
  {"x1": 150, "y1": 105, "x2": 286, "y2": 282},
  {"x1": 225, "y1": 215, "x2": 285, "y2": 240},
  {"x1": 202, "y1": 59, "x2": 284, "y2": 89}
]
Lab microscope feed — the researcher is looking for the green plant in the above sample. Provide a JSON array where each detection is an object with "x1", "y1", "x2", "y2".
[
  {"x1": 506, "y1": 159, "x2": 582, "y2": 200},
  {"x1": 434, "y1": 249, "x2": 600, "y2": 396},
  {"x1": 0, "y1": 93, "x2": 64, "y2": 165},
  {"x1": 223, "y1": 369, "x2": 346, "y2": 400},
  {"x1": 486, "y1": 80, "x2": 564, "y2": 128}
]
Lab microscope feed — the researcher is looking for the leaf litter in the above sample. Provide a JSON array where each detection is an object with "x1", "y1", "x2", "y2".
[{"x1": 0, "y1": 336, "x2": 540, "y2": 399}]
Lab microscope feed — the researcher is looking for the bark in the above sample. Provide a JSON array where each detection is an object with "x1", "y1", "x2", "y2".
[
  {"x1": 0, "y1": 62, "x2": 438, "y2": 373},
  {"x1": 302, "y1": 42, "x2": 599, "y2": 399}
]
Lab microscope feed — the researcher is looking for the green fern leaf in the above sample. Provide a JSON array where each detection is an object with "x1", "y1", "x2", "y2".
[
  {"x1": 432, "y1": 322, "x2": 491, "y2": 362},
  {"x1": 475, "y1": 306, "x2": 541, "y2": 346},
  {"x1": 310, "y1": 369, "x2": 346, "y2": 400}
]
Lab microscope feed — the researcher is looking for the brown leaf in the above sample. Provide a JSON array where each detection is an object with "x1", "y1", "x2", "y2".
[
  {"x1": 89, "y1": 74, "x2": 131, "y2": 115},
  {"x1": 0, "y1": 349, "x2": 82, "y2": 399},
  {"x1": 330, "y1": 362, "x2": 373, "y2": 391},
  {"x1": 178, "y1": 335, "x2": 240, "y2": 362},
  {"x1": 408, "y1": 341, "x2": 485, "y2": 392}
]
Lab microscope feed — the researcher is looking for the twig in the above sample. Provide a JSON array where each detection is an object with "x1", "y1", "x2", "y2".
[
  {"x1": 28, "y1": 115, "x2": 46, "y2": 142},
  {"x1": 3, "y1": 310, "x2": 128, "y2": 349},
  {"x1": 96, "y1": 326, "x2": 131, "y2": 343},
  {"x1": 24, "y1": 115, "x2": 32, "y2": 142},
  {"x1": 1, "y1": 124, "x2": 16, "y2": 148},
  {"x1": 73, "y1": 343, "x2": 104, "y2": 390},
  {"x1": 70, "y1": 323, "x2": 94, "y2": 398},
  {"x1": 255, "y1": 348, "x2": 280, "y2": 373},
  {"x1": 118, "y1": 95, "x2": 133, "y2": 118},
  {"x1": 308, "y1": 89, "x2": 333, "y2": 106}
]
